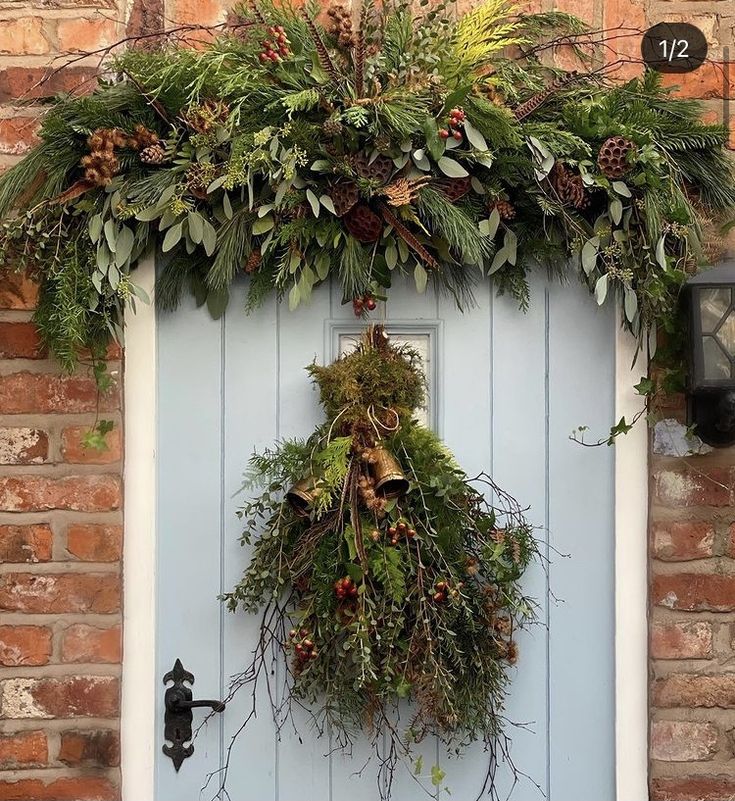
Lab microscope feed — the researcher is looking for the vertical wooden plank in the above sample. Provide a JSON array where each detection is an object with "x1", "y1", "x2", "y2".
[
  {"x1": 547, "y1": 282, "x2": 616, "y2": 801},
  {"x1": 490, "y1": 280, "x2": 550, "y2": 801},
  {"x1": 156, "y1": 293, "x2": 224, "y2": 801},
  {"x1": 277, "y1": 289, "x2": 333, "y2": 801},
  {"x1": 220, "y1": 278, "x2": 279, "y2": 799}
]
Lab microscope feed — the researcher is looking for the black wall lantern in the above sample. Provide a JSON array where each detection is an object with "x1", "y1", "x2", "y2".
[{"x1": 687, "y1": 260, "x2": 735, "y2": 447}]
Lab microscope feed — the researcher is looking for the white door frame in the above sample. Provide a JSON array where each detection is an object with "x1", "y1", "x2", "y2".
[{"x1": 120, "y1": 258, "x2": 649, "y2": 801}]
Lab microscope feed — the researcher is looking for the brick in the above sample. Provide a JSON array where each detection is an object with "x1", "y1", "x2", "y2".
[
  {"x1": 651, "y1": 720, "x2": 718, "y2": 761},
  {"x1": 0, "y1": 730, "x2": 47, "y2": 769},
  {"x1": 0, "y1": 273, "x2": 38, "y2": 310},
  {"x1": 603, "y1": 0, "x2": 645, "y2": 79},
  {"x1": 651, "y1": 776, "x2": 735, "y2": 801},
  {"x1": 126, "y1": 0, "x2": 164, "y2": 46},
  {"x1": 0, "y1": 474, "x2": 121, "y2": 512},
  {"x1": 173, "y1": 0, "x2": 223, "y2": 26},
  {"x1": 0, "y1": 675, "x2": 119, "y2": 719},
  {"x1": 653, "y1": 673, "x2": 735, "y2": 708},
  {"x1": 0, "y1": 372, "x2": 119, "y2": 415},
  {"x1": 0, "y1": 66, "x2": 97, "y2": 103},
  {"x1": 652, "y1": 521, "x2": 715, "y2": 560},
  {"x1": 0, "y1": 428, "x2": 48, "y2": 465},
  {"x1": 66, "y1": 523, "x2": 122, "y2": 562},
  {"x1": 653, "y1": 573, "x2": 735, "y2": 612},
  {"x1": 0, "y1": 524, "x2": 52, "y2": 562},
  {"x1": 0, "y1": 776, "x2": 117, "y2": 800},
  {"x1": 58, "y1": 729, "x2": 119, "y2": 767},
  {"x1": 0, "y1": 321, "x2": 45, "y2": 359},
  {"x1": 56, "y1": 18, "x2": 118, "y2": 51},
  {"x1": 0, "y1": 17, "x2": 49, "y2": 55},
  {"x1": 0, "y1": 573, "x2": 120, "y2": 613},
  {"x1": 651, "y1": 621, "x2": 713, "y2": 659},
  {"x1": 725, "y1": 523, "x2": 735, "y2": 557},
  {"x1": 662, "y1": 63, "x2": 735, "y2": 100},
  {"x1": 61, "y1": 624, "x2": 121, "y2": 664},
  {"x1": 61, "y1": 425, "x2": 122, "y2": 464},
  {"x1": 0, "y1": 116, "x2": 40, "y2": 155},
  {"x1": 0, "y1": 625, "x2": 51, "y2": 666},
  {"x1": 654, "y1": 468, "x2": 733, "y2": 507}
]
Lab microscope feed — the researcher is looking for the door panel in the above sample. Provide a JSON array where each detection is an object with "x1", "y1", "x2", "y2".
[{"x1": 155, "y1": 273, "x2": 616, "y2": 801}]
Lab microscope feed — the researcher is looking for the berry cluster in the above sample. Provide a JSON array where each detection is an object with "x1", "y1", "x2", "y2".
[
  {"x1": 289, "y1": 627, "x2": 318, "y2": 664},
  {"x1": 352, "y1": 294, "x2": 377, "y2": 316},
  {"x1": 259, "y1": 25, "x2": 290, "y2": 63},
  {"x1": 439, "y1": 107, "x2": 466, "y2": 142},
  {"x1": 432, "y1": 579, "x2": 462, "y2": 603},
  {"x1": 387, "y1": 521, "x2": 416, "y2": 546},
  {"x1": 334, "y1": 576, "x2": 358, "y2": 601}
]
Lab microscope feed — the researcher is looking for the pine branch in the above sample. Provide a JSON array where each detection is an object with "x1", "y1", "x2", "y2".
[
  {"x1": 379, "y1": 204, "x2": 439, "y2": 271},
  {"x1": 512, "y1": 71, "x2": 580, "y2": 120},
  {"x1": 302, "y1": 9, "x2": 340, "y2": 84}
]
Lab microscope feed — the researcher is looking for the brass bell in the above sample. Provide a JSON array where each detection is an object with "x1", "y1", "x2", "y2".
[
  {"x1": 370, "y1": 445, "x2": 409, "y2": 499},
  {"x1": 286, "y1": 477, "x2": 321, "y2": 517}
]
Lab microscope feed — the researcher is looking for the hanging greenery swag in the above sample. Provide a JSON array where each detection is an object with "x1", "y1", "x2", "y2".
[
  {"x1": 0, "y1": 0, "x2": 733, "y2": 377},
  {"x1": 222, "y1": 325, "x2": 538, "y2": 799}
]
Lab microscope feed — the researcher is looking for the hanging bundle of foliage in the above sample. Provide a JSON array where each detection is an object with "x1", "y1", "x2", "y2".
[
  {"x1": 223, "y1": 326, "x2": 538, "y2": 798},
  {"x1": 0, "y1": 0, "x2": 734, "y2": 368}
]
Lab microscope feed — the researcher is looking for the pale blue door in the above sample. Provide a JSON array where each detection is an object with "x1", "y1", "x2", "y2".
[{"x1": 155, "y1": 273, "x2": 616, "y2": 800}]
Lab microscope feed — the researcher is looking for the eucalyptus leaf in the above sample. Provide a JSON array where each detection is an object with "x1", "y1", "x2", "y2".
[
  {"x1": 115, "y1": 225, "x2": 134, "y2": 267},
  {"x1": 386, "y1": 243, "x2": 398, "y2": 270},
  {"x1": 581, "y1": 236, "x2": 599, "y2": 276},
  {"x1": 306, "y1": 188, "x2": 320, "y2": 217},
  {"x1": 104, "y1": 220, "x2": 117, "y2": 253},
  {"x1": 437, "y1": 157, "x2": 469, "y2": 178},
  {"x1": 188, "y1": 211, "x2": 204, "y2": 244},
  {"x1": 253, "y1": 215, "x2": 275, "y2": 235},
  {"x1": 463, "y1": 119, "x2": 487, "y2": 151},
  {"x1": 288, "y1": 283, "x2": 301, "y2": 311},
  {"x1": 201, "y1": 219, "x2": 217, "y2": 256},
  {"x1": 162, "y1": 222, "x2": 182, "y2": 253},
  {"x1": 320, "y1": 194, "x2": 336, "y2": 215},
  {"x1": 655, "y1": 236, "x2": 667, "y2": 270},
  {"x1": 609, "y1": 198, "x2": 623, "y2": 225},
  {"x1": 594, "y1": 273, "x2": 609, "y2": 305},
  {"x1": 612, "y1": 181, "x2": 632, "y2": 198},
  {"x1": 624, "y1": 286, "x2": 638, "y2": 323},
  {"x1": 222, "y1": 192, "x2": 233, "y2": 220},
  {"x1": 88, "y1": 214, "x2": 103, "y2": 244},
  {"x1": 206, "y1": 288, "x2": 229, "y2": 319},
  {"x1": 414, "y1": 263, "x2": 428, "y2": 293}
]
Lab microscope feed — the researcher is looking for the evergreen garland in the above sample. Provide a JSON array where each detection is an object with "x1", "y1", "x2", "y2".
[{"x1": 0, "y1": 0, "x2": 732, "y2": 374}]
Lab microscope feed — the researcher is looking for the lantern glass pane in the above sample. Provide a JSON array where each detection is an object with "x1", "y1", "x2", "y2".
[
  {"x1": 702, "y1": 336, "x2": 732, "y2": 380},
  {"x1": 700, "y1": 287, "x2": 731, "y2": 332},
  {"x1": 717, "y1": 310, "x2": 735, "y2": 356}
]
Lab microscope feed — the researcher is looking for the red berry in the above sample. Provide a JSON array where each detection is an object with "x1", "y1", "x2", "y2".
[
  {"x1": 309, "y1": 650, "x2": 318, "y2": 660},
  {"x1": 407, "y1": 529, "x2": 416, "y2": 539},
  {"x1": 453, "y1": 131, "x2": 463, "y2": 141},
  {"x1": 397, "y1": 522, "x2": 407, "y2": 533},
  {"x1": 289, "y1": 628, "x2": 297, "y2": 638},
  {"x1": 275, "y1": 25, "x2": 285, "y2": 33},
  {"x1": 259, "y1": 53, "x2": 269, "y2": 63},
  {"x1": 270, "y1": 52, "x2": 280, "y2": 62},
  {"x1": 388, "y1": 526, "x2": 397, "y2": 536},
  {"x1": 300, "y1": 628, "x2": 308, "y2": 636},
  {"x1": 303, "y1": 638, "x2": 313, "y2": 649},
  {"x1": 390, "y1": 538, "x2": 398, "y2": 545},
  {"x1": 295, "y1": 643, "x2": 304, "y2": 653},
  {"x1": 263, "y1": 39, "x2": 272, "y2": 47},
  {"x1": 433, "y1": 592, "x2": 444, "y2": 602},
  {"x1": 366, "y1": 298, "x2": 377, "y2": 311},
  {"x1": 435, "y1": 581, "x2": 447, "y2": 591},
  {"x1": 439, "y1": 129, "x2": 449, "y2": 139}
]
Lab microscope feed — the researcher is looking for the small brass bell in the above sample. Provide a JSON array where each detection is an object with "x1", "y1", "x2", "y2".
[
  {"x1": 371, "y1": 445, "x2": 409, "y2": 498},
  {"x1": 286, "y1": 477, "x2": 321, "y2": 517}
]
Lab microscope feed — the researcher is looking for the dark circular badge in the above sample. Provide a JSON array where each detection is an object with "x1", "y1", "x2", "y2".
[{"x1": 641, "y1": 23, "x2": 707, "y2": 73}]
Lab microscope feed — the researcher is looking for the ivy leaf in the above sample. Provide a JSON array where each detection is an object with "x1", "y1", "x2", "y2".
[
  {"x1": 431, "y1": 765, "x2": 446, "y2": 788},
  {"x1": 306, "y1": 188, "x2": 320, "y2": 217},
  {"x1": 414, "y1": 263, "x2": 428, "y2": 293},
  {"x1": 463, "y1": 119, "x2": 487, "y2": 151},
  {"x1": 594, "y1": 273, "x2": 609, "y2": 305},
  {"x1": 581, "y1": 236, "x2": 599, "y2": 275},
  {"x1": 81, "y1": 420, "x2": 114, "y2": 452},
  {"x1": 437, "y1": 157, "x2": 469, "y2": 178},
  {"x1": 624, "y1": 286, "x2": 638, "y2": 322},
  {"x1": 162, "y1": 222, "x2": 182, "y2": 253},
  {"x1": 634, "y1": 376, "x2": 655, "y2": 395}
]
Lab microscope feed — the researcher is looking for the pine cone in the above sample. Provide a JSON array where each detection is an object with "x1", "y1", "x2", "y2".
[
  {"x1": 244, "y1": 248, "x2": 262, "y2": 274},
  {"x1": 329, "y1": 180, "x2": 359, "y2": 217},
  {"x1": 323, "y1": 118, "x2": 344, "y2": 137},
  {"x1": 489, "y1": 199, "x2": 516, "y2": 221},
  {"x1": 343, "y1": 204, "x2": 383, "y2": 242},
  {"x1": 549, "y1": 163, "x2": 589, "y2": 210},
  {"x1": 128, "y1": 124, "x2": 159, "y2": 151},
  {"x1": 353, "y1": 152, "x2": 393, "y2": 185},
  {"x1": 326, "y1": 4, "x2": 354, "y2": 47},
  {"x1": 436, "y1": 177, "x2": 471, "y2": 202},
  {"x1": 597, "y1": 136, "x2": 635, "y2": 179},
  {"x1": 140, "y1": 143, "x2": 167, "y2": 165}
]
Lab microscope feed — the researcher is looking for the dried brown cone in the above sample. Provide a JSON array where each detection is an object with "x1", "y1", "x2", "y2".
[
  {"x1": 353, "y1": 152, "x2": 393, "y2": 184},
  {"x1": 436, "y1": 176, "x2": 471, "y2": 202},
  {"x1": 343, "y1": 203, "x2": 383, "y2": 242},
  {"x1": 549, "y1": 163, "x2": 589, "y2": 210},
  {"x1": 140, "y1": 143, "x2": 167, "y2": 165},
  {"x1": 128, "y1": 124, "x2": 159, "y2": 151},
  {"x1": 597, "y1": 135, "x2": 635, "y2": 179},
  {"x1": 244, "y1": 248, "x2": 262, "y2": 274},
  {"x1": 81, "y1": 151, "x2": 119, "y2": 187},
  {"x1": 329, "y1": 180, "x2": 359, "y2": 217},
  {"x1": 489, "y1": 199, "x2": 516, "y2": 221},
  {"x1": 326, "y1": 4, "x2": 355, "y2": 47},
  {"x1": 323, "y1": 118, "x2": 344, "y2": 137},
  {"x1": 87, "y1": 128, "x2": 127, "y2": 153}
]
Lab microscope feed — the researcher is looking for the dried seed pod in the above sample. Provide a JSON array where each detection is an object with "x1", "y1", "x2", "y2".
[
  {"x1": 353, "y1": 152, "x2": 393, "y2": 185},
  {"x1": 436, "y1": 176, "x2": 471, "y2": 202},
  {"x1": 343, "y1": 204, "x2": 383, "y2": 243},
  {"x1": 597, "y1": 135, "x2": 635, "y2": 179},
  {"x1": 329, "y1": 180, "x2": 359, "y2": 217}
]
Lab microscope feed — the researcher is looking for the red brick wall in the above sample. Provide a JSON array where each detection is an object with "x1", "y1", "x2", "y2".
[{"x1": 0, "y1": 0, "x2": 733, "y2": 799}]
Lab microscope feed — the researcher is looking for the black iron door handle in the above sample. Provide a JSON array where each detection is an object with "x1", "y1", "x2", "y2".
[{"x1": 162, "y1": 658, "x2": 226, "y2": 771}]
